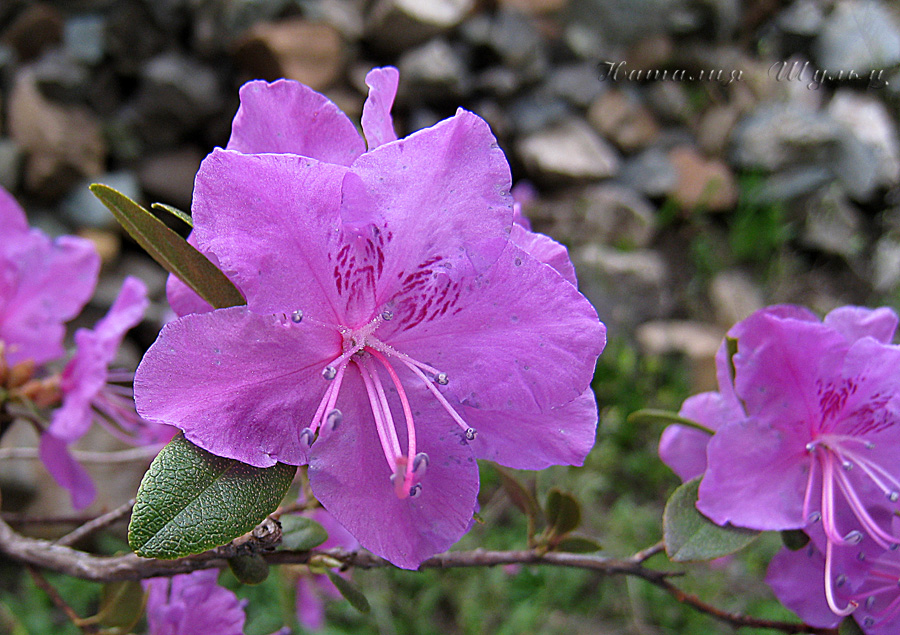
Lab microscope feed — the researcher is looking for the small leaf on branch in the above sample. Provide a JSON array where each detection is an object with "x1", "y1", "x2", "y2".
[
  {"x1": 151, "y1": 202, "x2": 193, "y2": 228},
  {"x1": 326, "y1": 570, "x2": 371, "y2": 613},
  {"x1": 128, "y1": 434, "x2": 296, "y2": 559},
  {"x1": 839, "y1": 616, "x2": 865, "y2": 635},
  {"x1": 663, "y1": 477, "x2": 759, "y2": 562},
  {"x1": 90, "y1": 184, "x2": 243, "y2": 309},
  {"x1": 228, "y1": 553, "x2": 270, "y2": 585},
  {"x1": 627, "y1": 409, "x2": 714, "y2": 435},
  {"x1": 545, "y1": 489, "x2": 581, "y2": 537},
  {"x1": 780, "y1": 529, "x2": 810, "y2": 551},
  {"x1": 279, "y1": 515, "x2": 329, "y2": 551},
  {"x1": 553, "y1": 536, "x2": 602, "y2": 553},
  {"x1": 81, "y1": 580, "x2": 146, "y2": 630},
  {"x1": 495, "y1": 465, "x2": 542, "y2": 534}
]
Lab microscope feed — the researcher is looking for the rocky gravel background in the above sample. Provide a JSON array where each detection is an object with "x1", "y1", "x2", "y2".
[{"x1": 1, "y1": 0, "x2": 899, "y2": 505}]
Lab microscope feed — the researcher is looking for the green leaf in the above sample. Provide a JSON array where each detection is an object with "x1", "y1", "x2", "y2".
[
  {"x1": 780, "y1": 529, "x2": 810, "y2": 551},
  {"x1": 545, "y1": 489, "x2": 581, "y2": 537},
  {"x1": 495, "y1": 466, "x2": 542, "y2": 534},
  {"x1": 82, "y1": 580, "x2": 146, "y2": 631},
  {"x1": 228, "y1": 554, "x2": 270, "y2": 585},
  {"x1": 128, "y1": 434, "x2": 296, "y2": 559},
  {"x1": 627, "y1": 409, "x2": 714, "y2": 435},
  {"x1": 151, "y1": 202, "x2": 193, "y2": 228},
  {"x1": 663, "y1": 477, "x2": 759, "y2": 562},
  {"x1": 326, "y1": 570, "x2": 370, "y2": 614},
  {"x1": 553, "y1": 536, "x2": 602, "y2": 553},
  {"x1": 279, "y1": 515, "x2": 329, "y2": 551},
  {"x1": 90, "y1": 184, "x2": 243, "y2": 309},
  {"x1": 839, "y1": 616, "x2": 865, "y2": 635}
]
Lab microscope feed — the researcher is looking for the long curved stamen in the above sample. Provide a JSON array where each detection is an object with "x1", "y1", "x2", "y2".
[
  {"x1": 821, "y1": 454, "x2": 847, "y2": 545},
  {"x1": 833, "y1": 466, "x2": 900, "y2": 550},
  {"x1": 363, "y1": 358, "x2": 402, "y2": 460},
  {"x1": 309, "y1": 361, "x2": 348, "y2": 433},
  {"x1": 358, "y1": 360, "x2": 398, "y2": 473},
  {"x1": 824, "y1": 539, "x2": 858, "y2": 616},
  {"x1": 836, "y1": 447, "x2": 900, "y2": 502},
  {"x1": 368, "y1": 349, "x2": 417, "y2": 492},
  {"x1": 365, "y1": 337, "x2": 442, "y2": 376},
  {"x1": 802, "y1": 448, "x2": 819, "y2": 522},
  {"x1": 394, "y1": 356, "x2": 474, "y2": 437}
]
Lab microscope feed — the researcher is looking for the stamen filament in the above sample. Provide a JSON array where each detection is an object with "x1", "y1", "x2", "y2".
[
  {"x1": 802, "y1": 450, "x2": 818, "y2": 522},
  {"x1": 363, "y1": 357, "x2": 402, "y2": 459},
  {"x1": 833, "y1": 466, "x2": 900, "y2": 550},
  {"x1": 358, "y1": 360, "x2": 398, "y2": 473},
  {"x1": 824, "y1": 539, "x2": 859, "y2": 616},
  {"x1": 369, "y1": 349, "x2": 417, "y2": 486},
  {"x1": 395, "y1": 357, "x2": 471, "y2": 434}
]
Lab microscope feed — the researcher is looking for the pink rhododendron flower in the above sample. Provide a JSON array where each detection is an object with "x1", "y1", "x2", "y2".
[
  {"x1": 0, "y1": 186, "x2": 99, "y2": 366},
  {"x1": 144, "y1": 569, "x2": 289, "y2": 635},
  {"x1": 40, "y1": 276, "x2": 157, "y2": 509},
  {"x1": 136, "y1": 67, "x2": 605, "y2": 569},
  {"x1": 697, "y1": 305, "x2": 900, "y2": 614}
]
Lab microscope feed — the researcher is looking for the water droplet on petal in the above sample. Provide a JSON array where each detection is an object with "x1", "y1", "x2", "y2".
[
  {"x1": 409, "y1": 483, "x2": 422, "y2": 498},
  {"x1": 866, "y1": 596, "x2": 876, "y2": 609},
  {"x1": 807, "y1": 511, "x2": 821, "y2": 523},
  {"x1": 299, "y1": 428, "x2": 315, "y2": 447},
  {"x1": 891, "y1": 543, "x2": 900, "y2": 551},
  {"x1": 857, "y1": 552, "x2": 866, "y2": 561},
  {"x1": 322, "y1": 366, "x2": 337, "y2": 380},
  {"x1": 435, "y1": 372, "x2": 449, "y2": 385},
  {"x1": 865, "y1": 441, "x2": 876, "y2": 449},
  {"x1": 835, "y1": 574, "x2": 847, "y2": 587},
  {"x1": 805, "y1": 442, "x2": 816, "y2": 452},
  {"x1": 864, "y1": 617, "x2": 875, "y2": 627},
  {"x1": 465, "y1": 428, "x2": 477, "y2": 441},
  {"x1": 381, "y1": 309, "x2": 394, "y2": 321},
  {"x1": 842, "y1": 460, "x2": 853, "y2": 471},
  {"x1": 291, "y1": 310, "x2": 304, "y2": 323},
  {"x1": 845, "y1": 530, "x2": 863, "y2": 544},
  {"x1": 514, "y1": 257, "x2": 522, "y2": 266},
  {"x1": 326, "y1": 409, "x2": 342, "y2": 431},
  {"x1": 413, "y1": 452, "x2": 429, "y2": 476},
  {"x1": 888, "y1": 491, "x2": 899, "y2": 502}
]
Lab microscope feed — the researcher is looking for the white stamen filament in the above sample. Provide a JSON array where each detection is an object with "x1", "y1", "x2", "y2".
[{"x1": 824, "y1": 539, "x2": 859, "y2": 616}]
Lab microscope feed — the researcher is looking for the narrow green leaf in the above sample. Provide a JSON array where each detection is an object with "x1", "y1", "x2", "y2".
[
  {"x1": 151, "y1": 202, "x2": 193, "y2": 228},
  {"x1": 128, "y1": 434, "x2": 296, "y2": 559},
  {"x1": 627, "y1": 409, "x2": 715, "y2": 435},
  {"x1": 228, "y1": 554, "x2": 270, "y2": 585},
  {"x1": 545, "y1": 489, "x2": 581, "y2": 537},
  {"x1": 780, "y1": 529, "x2": 810, "y2": 551},
  {"x1": 663, "y1": 477, "x2": 759, "y2": 562},
  {"x1": 326, "y1": 570, "x2": 370, "y2": 613},
  {"x1": 279, "y1": 515, "x2": 329, "y2": 551},
  {"x1": 495, "y1": 466, "x2": 542, "y2": 533},
  {"x1": 82, "y1": 580, "x2": 146, "y2": 630},
  {"x1": 90, "y1": 184, "x2": 243, "y2": 309},
  {"x1": 839, "y1": 616, "x2": 865, "y2": 635},
  {"x1": 725, "y1": 336, "x2": 738, "y2": 384},
  {"x1": 553, "y1": 536, "x2": 602, "y2": 553}
]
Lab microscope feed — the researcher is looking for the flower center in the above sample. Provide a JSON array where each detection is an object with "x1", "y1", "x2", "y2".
[{"x1": 293, "y1": 308, "x2": 474, "y2": 500}]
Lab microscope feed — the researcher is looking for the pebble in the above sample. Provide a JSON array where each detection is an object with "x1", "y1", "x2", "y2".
[
  {"x1": 367, "y1": 0, "x2": 474, "y2": 52},
  {"x1": 3, "y1": 3, "x2": 63, "y2": 61},
  {"x1": 62, "y1": 171, "x2": 141, "y2": 230},
  {"x1": 0, "y1": 138, "x2": 24, "y2": 192},
  {"x1": 710, "y1": 270, "x2": 765, "y2": 326},
  {"x1": 619, "y1": 147, "x2": 679, "y2": 199},
  {"x1": 587, "y1": 90, "x2": 660, "y2": 152},
  {"x1": 138, "y1": 147, "x2": 204, "y2": 211},
  {"x1": 63, "y1": 14, "x2": 106, "y2": 65},
  {"x1": 236, "y1": 19, "x2": 345, "y2": 90},
  {"x1": 397, "y1": 38, "x2": 470, "y2": 101},
  {"x1": 577, "y1": 184, "x2": 657, "y2": 248},
  {"x1": 517, "y1": 118, "x2": 621, "y2": 183},
  {"x1": 828, "y1": 90, "x2": 900, "y2": 190},
  {"x1": 800, "y1": 187, "x2": 865, "y2": 260},
  {"x1": 635, "y1": 320, "x2": 724, "y2": 392},
  {"x1": 813, "y1": 0, "x2": 900, "y2": 73},
  {"x1": 668, "y1": 146, "x2": 738, "y2": 212}
]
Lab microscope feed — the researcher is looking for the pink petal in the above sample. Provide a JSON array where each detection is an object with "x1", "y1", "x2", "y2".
[
  {"x1": 509, "y1": 224, "x2": 577, "y2": 285},
  {"x1": 361, "y1": 67, "x2": 399, "y2": 151},
  {"x1": 39, "y1": 433, "x2": 96, "y2": 510},
  {"x1": 135, "y1": 307, "x2": 341, "y2": 467},
  {"x1": 765, "y1": 546, "x2": 843, "y2": 629},
  {"x1": 824, "y1": 306, "x2": 898, "y2": 345},
  {"x1": 227, "y1": 79, "x2": 365, "y2": 166}
]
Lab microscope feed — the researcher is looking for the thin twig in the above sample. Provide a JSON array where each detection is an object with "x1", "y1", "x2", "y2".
[
  {"x1": 0, "y1": 445, "x2": 162, "y2": 463},
  {"x1": 56, "y1": 499, "x2": 135, "y2": 547},
  {"x1": 628, "y1": 539, "x2": 665, "y2": 563},
  {"x1": 0, "y1": 515, "x2": 836, "y2": 634},
  {"x1": 26, "y1": 565, "x2": 98, "y2": 634}
]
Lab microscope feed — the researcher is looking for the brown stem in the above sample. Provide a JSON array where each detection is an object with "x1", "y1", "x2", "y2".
[
  {"x1": 0, "y1": 515, "x2": 835, "y2": 634},
  {"x1": 26, "y1": 565, "x2": 98, "y2": 634},
  {"x1": 56, "y1": 499, "x2": 135, "y2": 547}
]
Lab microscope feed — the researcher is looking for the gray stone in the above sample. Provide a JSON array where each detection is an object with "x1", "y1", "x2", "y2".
[
  {"x1": 508, "y1": 90, "x2": 571, "y2": 135},
  {"x1": 397, "y1": 38, "x2": 470, "y2": 101},
  {"x1": 0, "y1": 138, "x2": 23, "y2": 192},
  {"x1": 572, "y1": 244, "x2": 674, "y2": 330},
  {"x1": 619, "y1": 147, "x2": 679, "y2": 198},
  {"x1": 777, "y1": 0, "x2": 825, "y2": 36},
  {"x1": 517, "y1": 118, "x2": 621, "y2": 183},
  {"x1": 645, "y1": 81, "x2": 693, "y2": 124},
  {"x1": 547, "y1": 63, "x2": 608, "y2": 109},
  {"x1": 368, "y1": 0, "x2": 474, "y2": 51},
  {"x1": 32, "y1": 50, "x2": 91, "y2": 103},
  {"x1": 873, "y1": 236, "x2": 900, "y2": 292},
  {"x1": 814, "y1": 0, "x2": 900, "y2": 72},
  {"x1": 755, "y1": 166, "x2": 834, "y2": 202},
  {"x1": 62, "y1": 172, "x2": 141, "y2": 230},
  {"x1": 577, "y1": 184, "x2": 657, "y2": 248},
  {"x1": 828, "y1": 90, "x2": 900, "y2": 190},
  {"x1": 710, "y1": 270, "x2": 765, "y2": 326},
  {"x1": 801, "y1": 187, "x2": 866, "y2": 260},
  {"x1": 63, "y1": 14, "x2": 106, "y2": 65},
  {"x1": 138, "y1": 148, "x2": 204, "y2": 211},
  {"x1": 588, "y1": 89, "x2": 659, "y2": 152},
  {"x1": 635, "y1": 319, "x2": 725, "y2": 392},
  {"x1": 697, "y1": 105, "x2": 740, "y2": 156},
  {"x1": 302, "y1": 0, "x2": 367, "y2": 40},
  {"x1": 730, "y1": 103, "x2": 844, "y2": 172}
]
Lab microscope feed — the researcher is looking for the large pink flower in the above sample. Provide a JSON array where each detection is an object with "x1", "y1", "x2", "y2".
[
  {"x1": 0, "y1": 186, "x2": 99, "y2": 366},
  {"x1": 136, "y1": 67, "x2": 605, "y2": 569}
]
